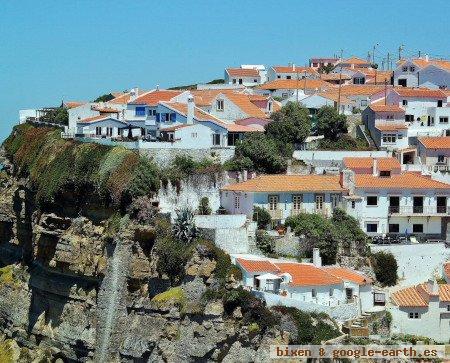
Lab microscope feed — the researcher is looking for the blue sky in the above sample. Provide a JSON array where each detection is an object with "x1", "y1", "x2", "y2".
[{"x1": 1, "y1": 0, "x2": 449, "y2": 141}]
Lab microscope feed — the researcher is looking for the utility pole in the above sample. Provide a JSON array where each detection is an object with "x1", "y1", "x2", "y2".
[
  {"x1": 381, "y1": 58, "x2": 385, "y2": 70},
  {"x1": 373, "y1": 43, "x2": 379, "y2": 65},
  {"x1": 296, "y1": 64, "x2": 299, "y2": 103},
  {"x1": 337, "y1": 66, "x2": 342, "y2": 114},
  {"x1": 418, "y1": 50, "x2": 421, "y2": 58},
  {"x1": 384, "y1": 80, "x2": 387, "y2": 106},
  {"x1": 340, "y1": 49, "x2": 343, "y2": 60},
  {"x1": 387, "y1": 53, "x2": 390, "y2": 70},
  {"x1": 398, "y1": 44, "x2": 404, "y2": 60}
]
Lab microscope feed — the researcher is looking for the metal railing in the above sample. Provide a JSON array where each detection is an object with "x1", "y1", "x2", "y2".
[{"x1": 388, "y1": 206, "x2": 449, "y2": 215}]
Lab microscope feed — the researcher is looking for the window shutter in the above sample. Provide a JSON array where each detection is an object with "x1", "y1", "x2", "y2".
[
  {"x1": 170, "y1": 112, "x2": 176, "y2": 122},
  {"x1": 156, "y1": 113, "x2": 160, "y2": 122}
]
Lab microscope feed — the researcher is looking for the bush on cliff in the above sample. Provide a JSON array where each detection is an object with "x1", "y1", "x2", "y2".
[
  {"x1": 2, "y1": 125, "x2": 160, "y2": 207},
  {"x1": 371, "y1": 251, "x2": 398, "y2": 286}
]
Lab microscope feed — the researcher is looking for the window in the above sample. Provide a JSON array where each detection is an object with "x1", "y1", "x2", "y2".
[
  {"x1": 329, "y1": 289, "x2": 333, "y2": 297},
  {"x1": 354, "y1": 77, "x2": 365, "y2": 84},
  {"x1": 409, "y1": 312, "x2": 420, "y2": 319},
  {"x1": 413, "y1": 224, "x2": 423, "y2": 233},
  {"x1": 402, "y1": 66, "x2": 408, "y2": 72},
  {"x1": 212, "y1": 133, "x2": 221, "y2": 146},
  {"x1": 292, "y1": 194, "x2": 303, "y2": 210},
  {"x1": 315, "y1": 194, "x2": 324, "y2": 210},
  {"x1": 380, "y1": 170, "x2": 391, "y2": 177},
  {"x1": 351, "y1": 201, "x2": 356, "y2": 209},
  {"x1": 216, "y1": 99, "x2": 224, "y2": 111},
  {"x1": 238, "y1": 78, "x2": 243, "y2": 84},
  {"x1": 106, "y1": 127, "x2": 113, "y2": 136},
  {"x1": 135, "y1": 106, "x2": 146, "y2": 116},
  {"x1": 366, "y1": 223, "x2": 377, "y2": 233},
  {"x1": 438, "y1": 155, "x2": 445, "y2": 163},
  {"x1": 402, "y1": 99, "x2": 408, "y2": 106},
  {"x1": 389, "y1": 224, "x2": 400, "y2": 233},
  {"x1": 268, "y1": 102, "x2": 272, "y2": 112},
  {"x1": 234, "y1": 196, "x2": 240, "y2": 210},
  {"x1": 232, "y1": 79, "x2": 236, "y2": 84},
  {"x1": 277, "y1": 75, "x2": 281, "y2": 79},
  {"x1": 286, "y1": 75, "x2": 291, "y2": 79},
  {"x1": 268, "y1": 195, "x2": 279, "y2": 210},
  {"x1": 439, "y1": 117, "x2": 449, "y2": 124},
  {"x1": 191, "y1": 132, "x2": 197, "y2": 138},
  {"x1": 410, "y1": 66, "x2": 415, "y2": 72},
  {"x1": 447, "y1": 305, "x2": 450, "y2": 312},
  {"x1": 437, "y1": 100, "x2": 443, "y2": 107},
  {"x1": 382, "y1": 133, "x2": 396, "y2": 143},
  {"x1": 367, "y1": 196, "x2": 378, "y2": 206},
  {"x1": 254, "y1": 79, "x2": 258, "y2": 83},
  {"x1": 360, "y1": 100, "x2": 368, "y2": 107},
  {"x1": 312, "y1": 289, "x2": 317, "y2": 298},
  {"x1": 405, "y1": 114, "x2": 414, "y2": 122},
  {"x1": 95, "y1": 126, "x2": 102, "y2": 135}
]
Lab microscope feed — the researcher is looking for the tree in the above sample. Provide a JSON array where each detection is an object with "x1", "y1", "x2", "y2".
[
  {"x1": 198, "y1": 197, "x2": 212, "y2": 215},
  {"x1": 235, "y1": 133, "x2": 288, "y2": 173},
  {"x1": 93, "y1": 93, "x2": 115, "y2": 102},
  {"x1": 266, "y1": 102, "x2": 311, "y2": 145},
  {"x1": 253, "y1": 206, "x2": 271, "y2": 230},
  {"x1": 316, "y1": 106, "x2": 348, "y2": 141},
  {"x1": 371, "y1": 251, "x2": 398, "y2": 286},
  {"x1": 318, "y1": 64, "x2": 335, "y2": 74}
]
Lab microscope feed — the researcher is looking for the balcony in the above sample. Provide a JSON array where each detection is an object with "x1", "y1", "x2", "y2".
[{"x1": 388, "y1": 206, "x2": 449, "y2": 215}]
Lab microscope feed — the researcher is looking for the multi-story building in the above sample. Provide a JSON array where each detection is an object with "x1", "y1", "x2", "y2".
[
  {"x1": 220, "y1": 160, "x2": 450, "y2": 238},
  {"x1": 266, "y1": 65, "x2": 319, "y2": 81},
  {"x1": 393, "y1": 56, "x2": 450, "y2": 88},
  {"x1": 417, "y1": 136, "x2": 450, "y2": 172},
  {"x1": 309, "y1": 57, "x2": 339, "y2": 70},
  {"x1": 224, "y1": 67, "x2": 262, "y2": 86}
]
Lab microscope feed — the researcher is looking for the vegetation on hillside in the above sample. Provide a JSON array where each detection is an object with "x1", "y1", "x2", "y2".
[
  {"x1": 93, "y1": 93, "x2": 115, "y2": 102},
  {"x1": 285, "y1": 208, "x2": 369, "y2": 264},
  {"x1": 2, "y1": 124, "x2": 159, "y2": 208},
  {"x1": 315, "y1": 105, "x2": 348, "y2": 141},
  {"x1": 39, "y1": 106, "x2": 69, "y2": 125}
]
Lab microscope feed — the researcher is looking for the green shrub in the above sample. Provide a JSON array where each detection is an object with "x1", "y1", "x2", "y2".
[
  {"x1": 253, "y1": 206, "x2": 271, "y2": 230},
  {"x1": 173, "y1": 208, "x2": 198, "y2": 244},
  {"x1": 256, "y1": 230, "x2": 275, "y2": 255},
  {"x1": 198, "y1": 197, "x2": 212, "y2": 215},
  {"x1": 152, "y1": 286, "x2": 186, "y2": 309},
  {"x1": 318, "y1": 134, "x2": 372, "y2": 151},
  {"x1": 371, "y1": 251, "x2": 398, "y2": 286}
]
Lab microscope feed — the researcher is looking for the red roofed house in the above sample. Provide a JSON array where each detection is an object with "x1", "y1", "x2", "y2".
[
  {"x1": 267, "y1": 65, "x2": 319, "y2": 82},
  {"x1": 389, "y1": 279, "x2": 450, "y2": 341},
  {"x1": 417, "y1": 136, "x2": 450, "y2": 172},
  {"x1": 224, "y1": 66, "x2": 263, "y2": 86},
  {"x1": 236, "y1": 251, "x2": 375, "y2": 317},
  {"x1": 394, "y1": 56, "x2": 450, "y2": 89}
]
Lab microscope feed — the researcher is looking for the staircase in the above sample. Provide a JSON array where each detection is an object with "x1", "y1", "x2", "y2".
[
  {"x1": 94, "y1": 240, "x2": 131, "y2": 362},
  {"x1": 357, "y1": 124, "x2": 377, "y2": 149}
]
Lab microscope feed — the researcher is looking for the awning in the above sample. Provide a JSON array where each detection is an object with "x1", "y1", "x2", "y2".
[{"x1": 256, "y1": 273, "x2": 282, "y2": 280}]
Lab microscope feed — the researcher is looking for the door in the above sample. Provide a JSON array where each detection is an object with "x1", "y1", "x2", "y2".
[
  {"x1": 413, "y1": 196, "x2": 423, "y2": 213},
  {"x1": 398, "y1": 79, "x2": 407, "y2": 87},
  {"x1": 331, "y1": 194, "x2": 341, "y2": 209},
  {"x1": 389, "y1": 196, "x2": 400, "y2": 213},
  {"x1": 345, "y1": 288, "x2": 353, "y2": 302}
]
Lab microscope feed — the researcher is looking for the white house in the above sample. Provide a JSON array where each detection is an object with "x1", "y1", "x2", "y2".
[
  {"x1": 267, "y1": 65, "x2": 319, "y2": 82},
  {"x1": 224, "y1": 67, "x2": 262, "y2": 86},
  {"x1": 236, "y1": 253, "x2": 375, "y2": 313},
  {"x1": 309, "y1": 57, "x2": 339, "y2": 70},
  {"x1": 389, "y1": 280, "x2": 450, "y2": 342},
  {"x1": 289, "y1": 92, "x2": 353, "y2": 115},
  {"x1": 257, "y1": 79, "x2": 332, "y2": 100},
  {"x1": 394, "y1": 57, "x2": 450, "y2": 88},
  {"x1": 76, "y1": 115, "x2": 129, "y2": 138},
  {"x1": 417, "y1": 136, "x2": 450, "y2": 173}
]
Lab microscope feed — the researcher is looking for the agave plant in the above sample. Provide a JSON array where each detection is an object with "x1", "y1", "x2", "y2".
[{"x1": 173, "y1": 208, "x2": 198, "y2": 244}]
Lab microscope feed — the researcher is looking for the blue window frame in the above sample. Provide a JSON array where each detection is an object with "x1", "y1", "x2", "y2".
[
  {"x1": 135, "y1": 106, "x2": 146, "y2": 116},
  {"x1": 170, "y1": 113, "x2": 176, "y2": 122},
  {"x1": 156, "y1": 113, "x2": 161, "y2": 122}
]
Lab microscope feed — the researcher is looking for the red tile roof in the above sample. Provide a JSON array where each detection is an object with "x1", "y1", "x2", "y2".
[
  {"x1": 354, "y1": 172, "x2": 450, "y2": 190},
  {"x1": 391, "y1": 286, "x2": 428, "y2": 307},
  {"x1": 340, "y1": 57, "x2": 371, "y2": 65},
  {"x1": 324, "y1": 267, "x2": 372, "y2": 285},
  {"x1": 65, "y1": 101, "x2": 85, "y2": 109},
  {"x1": 339, "y1": 85, "x2": 388, "y2": 96},
  {"x1": 130, "y1": 90, "x2": 182, "y2": 106},
  {"x1": 223, "y1": 93, "x2": 267, "y2": 118},
  {"x1": 393, "y1": 88, "x2": 446, "y2": 99},
  {"x1": 275, "y1": 263, "x2": 342, "y2": 286},
  {"x1": 418, "y1": 136, "x2": 450, "y2": 150},
  {"x1": 272, "y1": 66, "x2": 318, "y2": 74},
  {"x1": 237, "y1": 258, "x2": 279, "y2": 273},
  {"x1": 369, "y1": 104, "x2": 404, "y2": 113},
  {"x1": 375, "y1": 124, "x2": 408, "y2": 131},
  {"x1": 79, "y1": 115, "x2": 109, "y2": 123},
  {"x1": 440, "y1": 285, "x2": 450, "y2": 302},
  {"x1": 222, "y1": 174, "x2": 345, "y2": 193},
  {"x1": 227, "y1": 68, "x2": 260, "y2": 77},
  {"x1": 343, "y1": 157, "x2": 401, "y2": 171}
]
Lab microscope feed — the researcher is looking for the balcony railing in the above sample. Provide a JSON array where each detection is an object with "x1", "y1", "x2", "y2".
[{"x1": 389, "y1": 206, "x2": 449, "y2": 215}]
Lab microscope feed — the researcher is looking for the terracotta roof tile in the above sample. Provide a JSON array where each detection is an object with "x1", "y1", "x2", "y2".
[
  {"x1": 440, "y1": 285, "x2": 450, "y2": 302},
  {"x1": 272, "y1": 66, "x2": 318, "y2": 74},
  {"x1": 223, "y1": 93, "x2": 267, "y2": 118},
  {"x1": 320, "y1": 73, "x2": 351, "y2": 81},
  {"x1": 375, "y1": 124, "x2": 408, "y2": 131},
  {"x1": 222, "y1": 174, "x2": 345, "y2": 193},
  {"x1": 65, "y1": 101, "x2": 85, "y2": 109},
  {"x1": 324, "y1": 267, "x2": 372, "y2": 285},
  {"x1": 237, "y1": 259, "x2": 279, "y2": 273},
  {"x1": 391, "y1": 286, "x2": 428, "y2": 307},
  {"x1": 369, "y1": 104, "x2": 404, "y2": 113},
  {"x1": 418, "y1": 136, "x2": 450, "y2": 149},
  {"x1": 259, "y1": 79, "x2": 333, "y2": 91},
  {"x1": 393, "y1": 88, "x2": 446, "y2": 99},
  {"x1": 354, "y1": 172, "x2": 450, "y2": 189},
  {"x1": 227, "y1": 68, "x2": 260, "y2": 77},
  {"x1": 340, "y1": 57, "x2": 371, "y2": 65},
  {"x1": 130, "y1": 90, "x2": 182, "y2": 106},
  {"x1": 339, "y1": 85, "x2": 388, "y2": 96},
  {"x1": 400, "y1": 58, "x2": 450, "y2": 71},
  {"x1": 275, "y1": 263, "x2": 342, "y2": 286},
  {"x1": 79, "y1": 115, "x2": 109, "y2": 123},
  {"x1": 343, "y1": 157, "x2": 401, "y2": 171}
]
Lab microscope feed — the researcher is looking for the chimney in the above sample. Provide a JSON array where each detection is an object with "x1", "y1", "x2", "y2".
[
  {"x1": 312, "y1": 248, "x2": 322, "y2": 267},
  {"x1": 187, "y1": 94, "x2": 194, "y2": 124},
  {"x1": 340, "y1": 169, "x2": 355, "y2": 194},
  {"x1": 425, "y1": 54, "x2": 429, "y2": 62},
  {"x1": 292, "y1": 63, "x2": 296, "y2": 72},
  {"x1": 130, "y1": 87, "x2": 139, "y2": 102},
  {"x1": 156, "y1": 84, "x2": 160, "y2": 91},
  {"x1": 373, "y1": 158, "x2": 378, "y2": 176}
]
